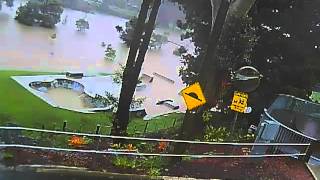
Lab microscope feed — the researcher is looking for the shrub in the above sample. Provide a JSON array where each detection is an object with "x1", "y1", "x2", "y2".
[
  {"x1": 104, "y1": 44, "x2": 116, "y2": 61},
  {"x1": 76, "y1": 18, "x2": 89, "y2": 31},
  {"x1": 2, "y1": 151, "x2": 14, "y2": 160},
  {"x1": 112, "y1": 156, "x2": 137, "y2": 169}
]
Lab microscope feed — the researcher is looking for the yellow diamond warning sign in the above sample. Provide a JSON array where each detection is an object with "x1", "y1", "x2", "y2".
[
  {"x1": 230, "y1": 91, "x2": 248, "y2": 113},
  {"x1": 181, "y1": 82, "x2": 207, "y2": 110}
]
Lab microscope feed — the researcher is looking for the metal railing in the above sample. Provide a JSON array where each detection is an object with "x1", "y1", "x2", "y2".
[{"x1": 253, "y1": 94, "x2": 320, "y2": 163}]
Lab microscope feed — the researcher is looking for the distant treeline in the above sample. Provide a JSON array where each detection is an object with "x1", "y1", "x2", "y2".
[
  {"x1": 60, "y1": 0, "x2": 141, "y2": 19},
  {"x1": 59, "y1": 0, "x2": 184, "y2": 27}
]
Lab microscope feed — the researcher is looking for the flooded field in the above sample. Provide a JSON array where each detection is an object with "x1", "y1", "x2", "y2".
[
  {"x1": 0, "y1": 1, "x2": 185, "y2": 78},
  {"x1": 0, "y1": 1, "x2": 190, "y2": 114}
]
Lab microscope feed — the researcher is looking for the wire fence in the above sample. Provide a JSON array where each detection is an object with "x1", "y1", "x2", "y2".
[
  {"x1": 0, "y1": 144, "x2": 308, "y2": 158},
  {"x1": 0, "y1": 126, "x2": 312, "y2": 159},
  {"x1": 52, "y1": 116, "x2": 183, "y2": 136}
]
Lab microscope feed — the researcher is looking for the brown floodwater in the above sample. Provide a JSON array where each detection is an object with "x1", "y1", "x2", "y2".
[
  {"x1": 46, "y1": 88, "x2": 89, "y2": 110},
  {"x1": 0, "y1": 1, "x2": 190, "y2": 115}
]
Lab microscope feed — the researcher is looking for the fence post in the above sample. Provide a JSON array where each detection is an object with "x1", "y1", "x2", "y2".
[
  {"x1": 95, "y1": 124, "x2": 101, "y2": 134},
  {"x1": 133, "y1": 125, "x2": 136, "y2": 135},
  {"x1": 143, "y1": 122, "x2": 149, "y2": 134},
  {"x1": 62, "y1": 121, "x2": 67, "y2": 131},
  {"x1": 172, "y1": 118, "x2": 177, "y2": 128},
  {"x1": 300, "y1": 140, "x2": 320, "y2": 162}
]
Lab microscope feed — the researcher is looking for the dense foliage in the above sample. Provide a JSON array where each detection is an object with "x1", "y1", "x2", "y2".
[
  {"x1": 75, "y1": 18, "x2": 89, "y2": 31},
  {"x1": 104, "y1": 44, "x2": 116, "y2": 61},
  {"x1": 171, "y1": 0, "x2": 215, "y2": 85},
  {"x1": 15, "y1": 0, "x2": 63, "y2": 28},
  {"x1": 173, "y1": 0, "x2": 320, "y2": 127},
  {"x1": 250, "y1": 0, "x2": 320, "y2": 99},
  {"x1": 116, "y1": 17, "x2": 168, "y2": 49}
]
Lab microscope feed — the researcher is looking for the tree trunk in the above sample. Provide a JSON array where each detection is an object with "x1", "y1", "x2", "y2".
[
  {"x1": 172, "y1": 1, "x2": 231, "y2": 162},
  {"x1": 134, "y1": 0, "x2": 161, "y2": 74},
  {"x1": 111, "y1": 0, "x2": 161, "y2": 136},
  {"x1": 172, "y1": 0, "x2": 257, "y2": 163},
  {"x1": 229, "y1": 0, "x2": 257, "y2": 17},
  {"x1": 111, "y1": 0, "x2": 151, "y2": 136},
  {"x1": 124, "y1": 0, "x2": 151, "y2": 69}
]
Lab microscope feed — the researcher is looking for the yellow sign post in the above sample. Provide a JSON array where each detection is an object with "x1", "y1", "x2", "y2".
[
  {"x1": 181, "y1": 82, "x2": 207, "y2": 110},
  {"x1": 230, "y1": 91, "x2": 249, "y2": 135},
  {"x1": 230, "y1": 91, "x2": 248, "y2": 113}
]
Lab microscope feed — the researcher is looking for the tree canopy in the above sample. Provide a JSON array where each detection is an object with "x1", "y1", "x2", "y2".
[
  {"x1": 250, "y1": 0, "x2": 320, "y2": 99},
  {"x1": 116, "y1": 17, "x2": 168, "y2": 49},
  {"x1": 76, "y1": 18, "x2": 90, "y2": 31},
  {"x1": 15, "y1": 0, "x2": 63, "y2": 28},
  {"x1": 172, "y1": 0, "x2": 320, "y2": 130},
  {"x1": 111, "y1": 0, "x2": 162, "y2": 136}
]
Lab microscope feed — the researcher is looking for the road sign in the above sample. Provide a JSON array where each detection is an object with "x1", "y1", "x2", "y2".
[
  {"x1": 230, "y1": 91, "x2": 248, "y2": 113},
  {"x1": 181, "y1": 82, "x2": 206, "y2": 110}
]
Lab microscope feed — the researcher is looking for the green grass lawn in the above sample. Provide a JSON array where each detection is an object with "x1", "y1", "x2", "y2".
[
  {"x1": 310, "y1": 91, "x2": 320, "y2": 103},
  {"x1": 0, "y1": 70, "x2": 183, "y2": 135}
]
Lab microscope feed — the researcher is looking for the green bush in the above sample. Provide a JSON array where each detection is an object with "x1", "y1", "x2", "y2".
[
  {"x1": 112, "y1": 156, "x2": 137, "y2": 169},
  {"x1": 204, "y1": 126, "x2": 230, "y2": 142},
  {"x1": 76, "y1": 18, "x2": 89, "y2": 31},
  {"x1": 204, "y1": 126, "x2": 255, "y2": 142},
  {"x1": 140, "y1": 156, "x2": 167, "y2": 176},
  {"x1": 111, "y1": 155, "x2": 167, "y2": 177},
  {"x1": 117, "y1": 17, "x2": 168, "y2": 49},
  {"x1": 105, "y1": 44, "x2": 116, "y2": 61},
  {"x1": 2, "y1": 151, "x2": 14, "y2": 160},
  {"x1": 147, "y1": 167, "x2": 161, "y2": 177}
]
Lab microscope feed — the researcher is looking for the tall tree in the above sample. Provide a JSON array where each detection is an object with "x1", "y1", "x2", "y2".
[
  {"x1": 172, "y1": 0, "x2": 257, "y2": 161},
  {"x1": 111, "y1": 0, "x2": 162, "y2": 136},
  {"x1": 176, "y1": 0, "x2": 320, "y2": 140}
]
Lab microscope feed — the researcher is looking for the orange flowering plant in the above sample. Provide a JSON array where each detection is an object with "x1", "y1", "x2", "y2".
[
  {"x1": 157, "y1": 140, "x2": 168, "y2": 152},
  {"x1": 68, "y1": 135, "x2": 92, "y2": 147}
]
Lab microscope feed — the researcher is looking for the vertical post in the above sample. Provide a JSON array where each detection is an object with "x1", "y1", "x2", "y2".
[
  {"x1": 172, "y1": 118, "x2": 177, "y2": 128},
  {"x1": 95, "y1": 124, "x2": 101, "y2": 134},
  {"x1": 143, "y1": 121, "x2": 149, "y2": 134},
  {"x1": 62, "y1": 121, "x2": 67, "y2": 131},
  {"x1": 42, "y1": 124, "x2": 45, "y2": 129},
  {"x1": 53, "y1": 122, "x2": 56, "y2": 131},
  {"x1": 231, "y1": 112, "x2": 239, "y2": 136},
  {"x1": 133, "y1": 125, "x2": 136, "y2": 135},
  {"x1": 300, "y1": 140, "x2": 320, "y2": 162}
]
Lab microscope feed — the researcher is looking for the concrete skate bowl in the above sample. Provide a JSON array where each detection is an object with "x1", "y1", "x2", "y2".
[{"x1": 29, "y1": 79, "x2": 106, "y2": 110}]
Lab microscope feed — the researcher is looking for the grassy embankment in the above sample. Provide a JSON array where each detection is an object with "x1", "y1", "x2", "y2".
[{"x1": 0, "y1": 70, "x2": 182, "y2": 135}]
